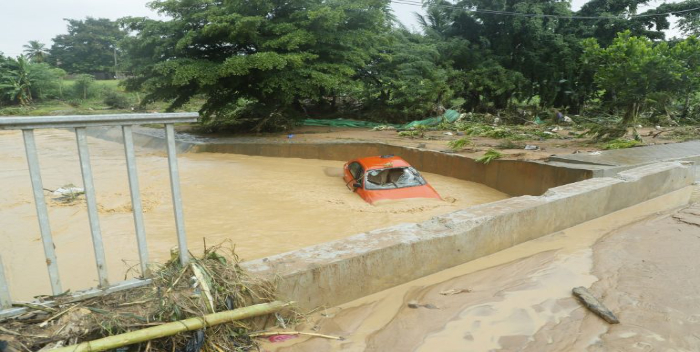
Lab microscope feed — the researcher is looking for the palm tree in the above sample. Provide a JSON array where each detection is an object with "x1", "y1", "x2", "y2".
[{"x1": 23, "y1": 40, "x2": 49, "y2": 63}]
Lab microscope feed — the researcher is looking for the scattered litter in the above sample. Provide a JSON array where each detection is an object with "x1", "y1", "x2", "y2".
[
  {"x1": 551, "y1": 126, "x2": 563, "y2": 132},
  {"x1": 407, "y1": 301, "x2": 439, "y2": 309},
  {"x1": 372, "y1": 125, "x2": 396, "y2": 131},
  {"x1": 563, "y1": 116, "x2": 573, "y2": 123},
  {"x1": 287, "y1": 134, "x2": 294, "y2": 139},
  {"x1": 443, "y1": 132, "x2": 454, "y2": 136},
  {"x1": 655, "y1": 125, "x2": 663, "y2": 130},
  {"x1": 439, "y1": 288, "x2": 471, "y2": 295},
  {"x1": 268, "y1": 334, "x2": 299, "y2": 343},
  {"x1": 52, "y1": 186, "x2": 84, "y2": 197},
  {"x1": 589, "y1": 151, "x2": 602, "y2": 155},
  {"x1": 250, "y1": 331, "x2": 343, "y2": 341},
  {"x1": 493, "y1": 117, "x2": 501, "y2": 125},
  {"x1": 524, "y1": 145, "x2": 539, "y2": 150}
]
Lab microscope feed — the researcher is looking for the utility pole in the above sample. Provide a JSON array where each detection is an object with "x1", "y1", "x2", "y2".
[{"x1": 113, "y1": 46, "x2": 118, "y2": 79}]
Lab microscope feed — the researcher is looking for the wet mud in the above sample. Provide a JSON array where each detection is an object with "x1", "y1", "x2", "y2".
[{"x1": 0, "y1": 129, "x2": 507, "y2": 300}]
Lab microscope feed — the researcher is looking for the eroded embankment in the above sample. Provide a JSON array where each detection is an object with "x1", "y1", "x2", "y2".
[{"x1": 0, "y1": 129, "x2": 507, "y2": 301}]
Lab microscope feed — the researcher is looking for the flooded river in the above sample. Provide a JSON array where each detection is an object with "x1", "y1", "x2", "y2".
[{"x1": 0, "y1": 129, "x2": 508, "y2": 300}]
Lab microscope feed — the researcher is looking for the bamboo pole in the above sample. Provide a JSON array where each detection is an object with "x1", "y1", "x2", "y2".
[{"x1": 50, "y1": 301, "x2": 290, "y2": 352}]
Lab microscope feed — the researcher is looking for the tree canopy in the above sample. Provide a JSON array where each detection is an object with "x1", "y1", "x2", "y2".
[{"x1": 49, "y1": 17, "x2": 126, "y2": 77}]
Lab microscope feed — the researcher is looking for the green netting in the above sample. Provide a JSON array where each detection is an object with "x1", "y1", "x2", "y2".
[{"x1": 301, "y1": 109, "x2": 461, "y2": 129}]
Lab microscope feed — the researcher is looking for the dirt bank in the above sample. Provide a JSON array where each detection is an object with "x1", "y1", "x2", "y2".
[
  {"x1": 261, "y1": 187, "x2": 700, "y2": 351},
  {"x1": 191, "y1": 125, "x2": 684, "y2": 162},
  {"x1": 0, "y1": 129, "x2": 507, "y2": 301}
]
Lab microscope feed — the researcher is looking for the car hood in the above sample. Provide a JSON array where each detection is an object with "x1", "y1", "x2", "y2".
[{"x1": 362, "y1": 185, "x2": 441, "y2": 204}]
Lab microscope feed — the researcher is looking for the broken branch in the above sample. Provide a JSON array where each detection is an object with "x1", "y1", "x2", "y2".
[{"x1": 572, "y1": 287, "x2": 619, "y2": 324}]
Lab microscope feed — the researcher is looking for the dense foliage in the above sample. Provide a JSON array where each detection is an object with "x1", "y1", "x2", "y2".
[
  {"x1": 2, "y1": 0, "x2": 700, "y2": 131},
  {"x1": 117, "y1": 0, "x2": 700, "y2": 130},
  {"x1": 0, "y1": 54, "x2": 66, "y2": 106},
  {"x1": 48, "y1": 18, "x2": 126, "y2": 77}
]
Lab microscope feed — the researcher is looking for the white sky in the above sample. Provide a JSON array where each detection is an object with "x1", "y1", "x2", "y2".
[{"x1": 0, "y1": 0, "x2": 682, "y2": 57}]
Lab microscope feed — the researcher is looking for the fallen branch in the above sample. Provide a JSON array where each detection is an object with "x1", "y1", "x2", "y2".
[
  {"x1": 249, "y1": 331, "x2": 344, "y2": 340},
  {"x1": 11, "y1": 302, "x2": 57, "y2": 314},
  {"x1": 572, "y1": 287, "x2": 619, "y2": 324},
  {"x1": 0, "y1": 325, "x2": 48, "y2": 339},
  {"x1": 49, "y1": 301, "x2": 291, "y2": 352}
]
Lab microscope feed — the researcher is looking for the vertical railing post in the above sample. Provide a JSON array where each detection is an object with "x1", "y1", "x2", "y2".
[
  {"x1": 122, "y1": 125, "x2": 150, "y2": 277},
  {"x1": 75, "y1": 127, "x2": 109, "y2": 288},
  {"x1": 165, "y1": 124, "x2": 189, "y2": 265},
  {"x1": 0, "y1": 254, "x2": 11, "y2": 309},
  {"x1": 22, "y1": 129, "x2": 63, "y2": 295}
]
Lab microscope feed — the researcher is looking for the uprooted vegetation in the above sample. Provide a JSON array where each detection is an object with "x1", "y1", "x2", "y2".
[{"x1": 0, "y1": 245, "x2": 297, "y2": 352}]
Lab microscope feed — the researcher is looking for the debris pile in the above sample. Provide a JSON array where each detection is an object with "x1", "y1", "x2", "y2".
[{"x1": 0, "y1": 245, "x2": 295, "y2": 352}]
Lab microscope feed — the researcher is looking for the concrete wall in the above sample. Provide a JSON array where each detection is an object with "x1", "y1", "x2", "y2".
[
  {"x1": 194, "y1": 142, "x2": 592, "y2": 196},
  {"x1": 241, "y1": 162, "x2": 694, "y2": 311}
]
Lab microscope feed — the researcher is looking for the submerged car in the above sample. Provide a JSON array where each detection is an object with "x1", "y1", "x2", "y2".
[{"x1": 343, "y1": 155, "x2": 441, "y2": 204}]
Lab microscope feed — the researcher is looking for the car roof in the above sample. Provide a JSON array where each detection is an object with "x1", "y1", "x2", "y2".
[{"x1": 351, "y1": 155, "x2": 411, "y2": 170}]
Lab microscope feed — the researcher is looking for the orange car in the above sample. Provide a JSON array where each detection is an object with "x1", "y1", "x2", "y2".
[{"x1": 343, "y1": 155, "x2": 441, "y2": 204}]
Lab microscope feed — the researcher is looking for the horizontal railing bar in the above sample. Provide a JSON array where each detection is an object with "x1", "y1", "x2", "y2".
[
  {"x1": 0, "y1": 278, "x2": 152, "y2": 321},
  {"x1": 0, "y1": 113, "x2": 198, "y2": 130}
]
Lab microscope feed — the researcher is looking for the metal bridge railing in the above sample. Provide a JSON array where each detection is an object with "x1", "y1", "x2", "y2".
[{"x1": 0, "y1": 113, "x2": 198, "y2": 318}]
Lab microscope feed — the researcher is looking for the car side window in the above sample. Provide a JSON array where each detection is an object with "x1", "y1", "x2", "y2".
[{"x1": 348, "y1": 162, "x2": 364, "y2": 180}]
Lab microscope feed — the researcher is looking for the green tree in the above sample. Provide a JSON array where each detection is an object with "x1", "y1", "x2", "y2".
[
  {"x1": 49, "y1": 17, "x2": 126, "y2": 77},
  {"x1": 359, "y1": 29, "x2": 457, "y2": 121},
  {"x1": 121, "y1": 0, "x2": 392, "y2": 131},
  {"x1": 583, "y1": 31, "x2": 681, "y2": 126},
  {"x1": 23, "y1": 41, "x2": 50, "y2": 63},
  {"x1": 72, "y1": 74, "x2": 96, "y2": 100},
  {"x1": 669, "y1": 36, "x2": 700, "y2": 118}
]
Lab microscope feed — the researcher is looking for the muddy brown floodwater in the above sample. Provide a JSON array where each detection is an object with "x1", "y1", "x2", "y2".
[{"x1": 0, "y1": 129, "x2": 508, "y2": 301}]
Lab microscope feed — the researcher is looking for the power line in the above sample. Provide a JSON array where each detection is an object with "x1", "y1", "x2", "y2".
[{"x1": 391, "y1": 0, "x2": 700, "y2": 20}]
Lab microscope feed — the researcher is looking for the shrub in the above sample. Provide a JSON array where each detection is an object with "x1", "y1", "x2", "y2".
[
  {"x1": 72, "y1": 74, "x2": 95, "y2": 99},
  {"x1": 103, "y1": 90, "x2": 131, "y2": 109}
]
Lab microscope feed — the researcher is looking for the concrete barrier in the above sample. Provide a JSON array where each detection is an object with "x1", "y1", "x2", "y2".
[{"x1": 241, "y1": 162, "x2": 694, "y2": 311}]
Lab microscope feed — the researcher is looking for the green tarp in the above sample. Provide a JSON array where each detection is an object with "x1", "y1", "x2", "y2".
[{"x1": 301, "y1": 109, "x2": 461, "y2": 129}]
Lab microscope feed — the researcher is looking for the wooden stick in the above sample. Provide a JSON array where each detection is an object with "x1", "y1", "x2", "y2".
[
  {"x1": 0, "y1": 325, "x2": 48, "y2": 339},
  {"x1": 12, "y1": 302, "x2": 58, "y2": 313},
  {"x1": 250, "y1": 331, "x2": 344, "y2": 340},
  {"x1": 572, "y1": 287, "x2": 619, "y2": 324},
  {"x1": 50, "y1": 301, "x2": 290, "y2": 352}
]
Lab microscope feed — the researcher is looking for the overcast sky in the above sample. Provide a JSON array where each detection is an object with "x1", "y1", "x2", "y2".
[{"x1": 0, "y1": 0, "x2": 681, "y2": 57}]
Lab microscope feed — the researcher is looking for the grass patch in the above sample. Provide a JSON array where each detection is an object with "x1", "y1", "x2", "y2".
[
  {"x1": 475, "y1": 149, "x2": 503, "y2": 164},
  {"x1": 447, "y1": 137, "x2": 471, "y2": 150},
  {"x1": 601, "y1": 139, "x2": 643, "y2": 150}
]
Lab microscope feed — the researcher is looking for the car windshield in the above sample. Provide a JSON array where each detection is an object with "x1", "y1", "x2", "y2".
[{"x1": 364, "y1": 167, "x2": 427, "y2": 190}]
